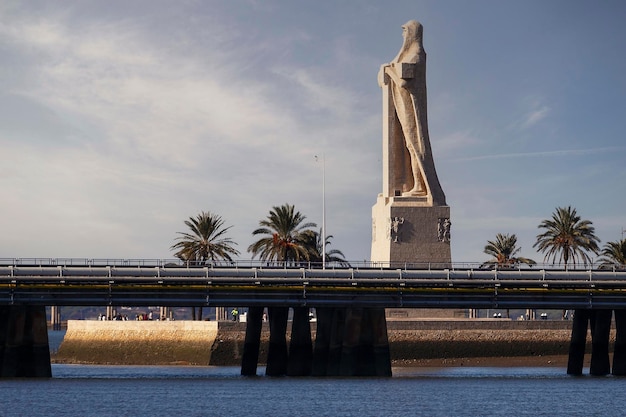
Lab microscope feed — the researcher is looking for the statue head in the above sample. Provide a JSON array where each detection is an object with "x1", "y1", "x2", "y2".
[
  {"x1": 393, "y1": 20, "x2": 424, "y2": 64},
  {"x1": 401, "y1": 20, "x2": 423, "y2": 44}
]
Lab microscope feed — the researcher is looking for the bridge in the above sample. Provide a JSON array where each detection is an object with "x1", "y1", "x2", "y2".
[
  {"x1": 1, "y1": 258, "x2": 626, "y2": 378},
  {"x1": 2, "y1": 260, "x2": 626, "y2": 309}
]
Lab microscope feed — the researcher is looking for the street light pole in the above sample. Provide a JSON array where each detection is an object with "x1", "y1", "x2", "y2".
[
  {"x1": 322, "y1": 153, "x2": 326, "y2": 270},
  {"x1": 315, "y1": 154, "x2": 326, "y2": 270}
]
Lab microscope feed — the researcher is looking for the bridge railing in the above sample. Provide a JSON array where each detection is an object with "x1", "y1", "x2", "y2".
[{"x1": 2, "y1": 257, "x2": 622, "y2": 271}]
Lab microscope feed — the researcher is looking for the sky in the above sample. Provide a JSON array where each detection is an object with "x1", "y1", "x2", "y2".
[{"x1": 1, "y1": 0, "x2": 625, "y2": 265}]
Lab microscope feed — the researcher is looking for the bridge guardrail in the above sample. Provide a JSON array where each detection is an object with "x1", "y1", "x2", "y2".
[{"x1": 2, "y1": 258, "x2": 624, "y2": 271}]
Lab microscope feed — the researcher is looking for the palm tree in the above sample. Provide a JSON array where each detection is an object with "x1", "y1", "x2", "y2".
[
  {"x1": 171, "y1": 211, "x2": 239, "y2": 320},
  {"x1": 248, "y1": 204, "x2": 316, "y2": 265},
  {"x1": 598, "y1": 239, "x2": 626, "y2": 270},
  {"x1": 533, "y1": 206, "x2": 600, "y2": 269},
  {"x1": 171, "y1": 211, "x2": 240, "y2": 265},
  {"x1": 480, "y1": 233, "x2": 536, "y2": 269},
  {"x1": 301, "y1": 229, "x2": 350, "y2": 267}
]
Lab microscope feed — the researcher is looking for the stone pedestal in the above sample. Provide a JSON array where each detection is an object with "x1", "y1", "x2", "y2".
[{"x1": 371, "y1": 195, "x2": 451, "y2": 268}]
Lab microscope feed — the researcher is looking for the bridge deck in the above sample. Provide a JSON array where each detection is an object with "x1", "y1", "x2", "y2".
[{"x1": 2, "y1": 265, "x2": 626, "y2": 309}]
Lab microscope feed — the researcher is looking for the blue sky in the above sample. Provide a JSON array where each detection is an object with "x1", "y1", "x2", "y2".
[{"x1": 1, "y1": 0, "x2": 625, "y2": 264}]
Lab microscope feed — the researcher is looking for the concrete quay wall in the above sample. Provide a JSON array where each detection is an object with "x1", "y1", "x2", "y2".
[
  {"x1": 55, "y1": 320, "x2": 218, "y2": 365},
  {"x1": 55, "y1": 319, "x2": 602, "y2": 366}
]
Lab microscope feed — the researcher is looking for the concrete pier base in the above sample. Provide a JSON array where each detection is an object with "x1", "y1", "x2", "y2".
[
  {"x1": 240, "y1": 306, "x2": 322, "y2": 377},
  {"x1": 613, "y1": 309, "x2": 626, "y2": 375},
  {"x1": 50, "y1": 306, "x2": 62, "y2": 331},
  {"x1": 567, "y1": 309, "x2": 613, "y2": 376},
  {"x1": 265, "y1": 307, "x2": 289, "y2": 376},
  {"x1": 0, "y1": 305, "x2": 52, "y2": 378},
  {"x1": 241, "y1": 306, "x2": 264, "y2": 376},
  {"x1": 287, "y1": 307, "x2": 312, "y2": 376},
  {"x1": 590, "y1": 309, "x2": 612, "y2": 376},
  {"x1": 567, "y1": 309, "x2": 591, "y2": 375},
  {"x1": 312, "y1": 307, "x2": 391, "y2": 377},
  {"x1": 311, "y1": 307, "x2": 336, "y2": 376}
]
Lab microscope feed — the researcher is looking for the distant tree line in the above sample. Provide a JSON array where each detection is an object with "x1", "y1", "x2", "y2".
[{"x1": 481, "y1": 206, "x2": 626, "y2": 270}]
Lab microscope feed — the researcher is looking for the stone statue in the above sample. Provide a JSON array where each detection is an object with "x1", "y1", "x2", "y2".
[{"x1": 378, "y1": 20, "x2": 446, "y2": 205}]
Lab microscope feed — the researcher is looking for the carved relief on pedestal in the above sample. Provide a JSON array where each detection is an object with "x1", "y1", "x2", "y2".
[
  {"x1": 437, "y1": 217, "x2": 451, "y2": 242},
  {"x1": 388, "y1": 216, "x2": 404, "y2": 243}
]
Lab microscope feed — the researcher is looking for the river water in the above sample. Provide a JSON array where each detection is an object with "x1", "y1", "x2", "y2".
[
  {"x1": 2, "y1": 364, "x2": 626, "y2": 417},
  {"x1": 4, "y1": 331, "x2": 623, "y2": 416}
]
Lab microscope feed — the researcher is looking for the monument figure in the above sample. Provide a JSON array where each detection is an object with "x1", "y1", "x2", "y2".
[
  {"x1": 377, "y1": 20, "x2": 446, "y2": 206},
  {"x1": 372, "y1": 20, "x2": 451, "y2": 269}
]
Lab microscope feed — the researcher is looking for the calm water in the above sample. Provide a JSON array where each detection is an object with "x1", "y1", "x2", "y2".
[
  {"x1": 2, "y1": 365, "x2": 626, "y2": 417},
  {"x1": 7, "y1": 331, "x2": 624, "y2": 416}
]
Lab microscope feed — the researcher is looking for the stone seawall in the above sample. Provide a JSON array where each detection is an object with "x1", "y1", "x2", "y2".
[
  {"x1": 55, "y1": 320, "x2": 218, "y2": 365},
  {"x1": 55, "y1": 319, "x2": 606, "y2": 366}
]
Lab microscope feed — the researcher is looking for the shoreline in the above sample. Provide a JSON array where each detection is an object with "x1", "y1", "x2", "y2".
[
  {"x1": 50, "y1": 355, "x2": 583, "y2": 368},
  {"x1": 54, "y1": 319, "x2": 594, "y2": 368}
]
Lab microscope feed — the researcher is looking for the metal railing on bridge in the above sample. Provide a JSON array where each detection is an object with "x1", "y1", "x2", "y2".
[
  {"x1": 1, "y1": 257, "x2": 623, "y2": 271},
  {"x1": 2, "y1": 261, "x2": 626, "y2": 309}
]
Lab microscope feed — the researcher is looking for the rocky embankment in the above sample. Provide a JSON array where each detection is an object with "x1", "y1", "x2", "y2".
[{"x1": 55, "y1": 319, "x2": 601, "y2": 367}]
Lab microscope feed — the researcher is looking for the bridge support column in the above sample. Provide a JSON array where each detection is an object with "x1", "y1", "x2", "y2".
[
  {"x1": 50, "y1": 306, "x2": 61, "y2": 330},
  {"x1": 106, "y1": 306, "x2": 114, "y2": 320},
  {"x1": 567, "y1": 309, "x2": 613, "y2": 376},
  {"x1": 339, "y1": 308, "x2": 392, "y2": 376},
  {"x1": 612, "y1": 309, "x2": 626, "y2": 375},
  {"x1": 287, "y1": 307, "x2": 313, "y2": 376},
  {"x1": 266, "y1": 307, "x2": 289, "y2": 376},
  {"x1": 311, "y1": 307, "x2": 391, "y2": 377},
  {"x1": 241, "y1": 306, "x2": 264, "y2": 376},
  {"x1": 326, "y1": 308, "x2": 347, "y2": 376},
  {"x1": 311, "y1": 307, "x2": 334, "y2": 376},
  {"x1": 371, "y1": 308, "x2": 392, "y2": 376},
  {"x1": 567, "y1": 309, "x2": 590, "y2": 375},
  {"x1": 0, "y1": 305, "x2": 52, "y2": 378},
  {"x1": 589, "y1": 309, "x2": 612, "y2": 376}
]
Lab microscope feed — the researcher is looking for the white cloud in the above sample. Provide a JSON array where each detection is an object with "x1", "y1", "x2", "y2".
[
  {"x1": 509, "y1": 96, "x2": 551, "y2": 131},
  {"x1": 521, "y1": 105, "x2": 550, "y2": 128}
]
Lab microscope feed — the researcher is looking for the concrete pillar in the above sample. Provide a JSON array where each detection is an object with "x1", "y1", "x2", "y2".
[
  {"x1": 287, "y1": 307, "x2": 312, "y2": 376},
  {"x1": 339, "y1": 308, "x2": 368, "y2": 376},
  {"x1": 265, "y1": 306, "x2": 289, "y2": 376},
  {"x1": 589, "y1": 309, "x2": 612, "y2": 376},
  {"x1": 612, "y1": 309, "x2": 626, "y2": 375},
  {"x1": 311, "y1": 307, "x2": 333, "y2": 376},
  {"x1": 312, "y1": 307, "x2": 391, "y2": 377},
  {"x1": 0, "y1": 305, "x2": 52, "y2": 378},
  {"x1": 567, "y1": 309, "x2": 591, "y2": 375},
  {"x1": 326, "y1": 308, "x2": 347, "y2": 376},
  {"x1": 50, "y1": 306, "x2": 62, "y2": 330},
  {"x1": 338, "y1": 308, "x2": 391, "y2": 377},
  {"x1": 106, "y1": 305, "x2": 114, "y2": 320},
  {"x1": 371, "y1": 308, "x2": 392, "y2": 377},
  {"x1": 158, "y1": 306, "x2": 172, "y2": 320},
  {"x1": 241, "y1": 306, "x2": 264, "y2": 376}
]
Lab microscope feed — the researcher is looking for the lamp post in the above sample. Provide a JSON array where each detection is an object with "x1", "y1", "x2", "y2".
[{"x1": 315, "y1": 154, "x2": 326, "y2": 269}]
